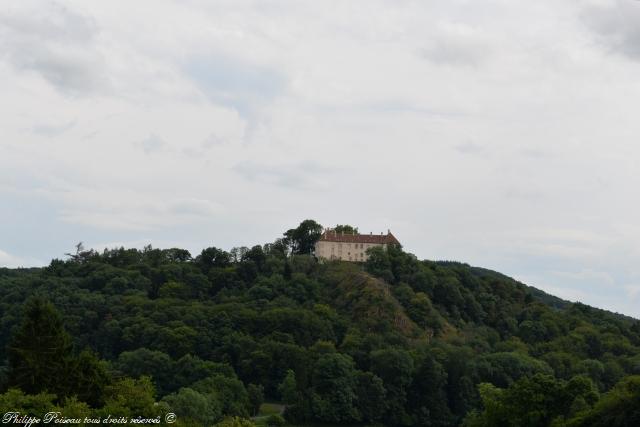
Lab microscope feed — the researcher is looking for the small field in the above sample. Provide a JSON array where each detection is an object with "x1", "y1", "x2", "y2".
[
  {"x1": 253, "y1": 404, "x2": 378, "y2": 427},
  {"x1": 253, "y1": 402, "x2": 286, "y2": 426}
]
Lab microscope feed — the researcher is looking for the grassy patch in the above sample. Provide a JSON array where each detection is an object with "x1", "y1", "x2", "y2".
[{"x1": 257, "y1": 402, "x2": 285, "y2": 417}]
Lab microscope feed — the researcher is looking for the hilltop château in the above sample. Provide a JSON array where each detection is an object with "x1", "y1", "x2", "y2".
[{"x1": 315, "y1": 228, "x2": 400, "y2": 262}]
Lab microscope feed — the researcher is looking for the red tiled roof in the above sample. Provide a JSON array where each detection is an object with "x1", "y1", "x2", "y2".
[{"x1": 318, "y1": 230, "x2": 400, "y2": 245}]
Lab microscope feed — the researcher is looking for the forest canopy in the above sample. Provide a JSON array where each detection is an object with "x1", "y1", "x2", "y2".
[{"x1": 1, "y1": 219, "x2": 639, "y2": 426}]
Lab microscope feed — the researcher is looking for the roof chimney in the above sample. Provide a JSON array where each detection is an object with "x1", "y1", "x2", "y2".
[{"x1": 387, "y1": 229, "x2": 391, "y2": 234}]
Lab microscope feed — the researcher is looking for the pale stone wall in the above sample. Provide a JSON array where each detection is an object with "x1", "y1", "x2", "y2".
[{"x1": 315, "y1": 240, "x2": 387, "y2": 262}]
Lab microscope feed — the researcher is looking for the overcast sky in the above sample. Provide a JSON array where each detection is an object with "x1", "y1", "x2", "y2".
[{"x1": 2, "y1": 0, "x2": 640, "y2": 317}]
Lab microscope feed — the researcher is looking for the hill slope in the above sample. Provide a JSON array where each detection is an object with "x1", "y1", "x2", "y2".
[{"x1": 1, "y1": 239, "x2": 639, "y2": 426}]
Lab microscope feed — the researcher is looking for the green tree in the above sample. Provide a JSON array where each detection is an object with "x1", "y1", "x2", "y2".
[
  {"x1": 278, "y1": 369, "x2": 298, "y2": 405},
  {"x1": 370, "y1": 348, "x2": 414, "y2": 425},
  {"x1": 409, "y1": 355, "x2": 453, "y2": 426},
  {"x1": 163, "y1": 248, "x2": 192, "y2": 263},
  {"x1": 265, "y1": 414, "x2": 286, "y2": 427},
  {"x1": 114, "y1": 348, "x2": 174, "y2": 396},
  {"x1": 334, "y1": 225, "x2": 358, "y2": 234},
  {"x1": 465, "y1": 374, "x2": 600, "y2": 427},
  {"x1": 283, "y1": 220, "x2": 323, "y2": 255},
  {"x1": 196, "y1": 247, "x2": 231, "y2": 273},
  {"x1": 7, "y1": 297, "x2": 73, "y2": 397},
  {"x1": 247, "y1": 384, "x2": 264, "y2": 416},
  {"x1": 0, "y1": 388, "x2": 58, "y2": 417},
  {"x1": 191, "y1": 375, "x2": 251, "y2": 417},
  {"x1": 215, "y1": 417, "x2": 256, "y2": 427},
  {"x1": 566, "y1": 375, "x2": 640, "y2": 427},
  {"x1": 309, "y1": 353, "x2": 360, "y2": 423},
  {"x1": 72, "y1": 349, "x2": 110, "y2": 407},
  {"x1": 98, "y1": 376, "x2": 163, "y2": 419},
  {"x1": 364, "y1": 246, "x2": 394, "y2": 283},
  {"x1": 162, "y1": 387, "x2": 222, "y2": 426},
  {"x1": 354, "y1": 371, "x2": 386, "y2": 422}
]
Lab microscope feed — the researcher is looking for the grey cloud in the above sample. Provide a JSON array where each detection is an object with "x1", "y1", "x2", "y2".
[
  {"x1": 233, "y1": 160, "x2": 332, "y2": 190},
  {"x1": 362, "y1": 99, "x2": 467, "y2": 118},
  {"x1": 182, "y1": 133, "x2": 227, "y2": 157},
  {"x1": 57, "y1": 196, "x2": 221, "y2": 231},
  {"x1": 518, "y1": 148, "x2": 554, "y2": 160},
  {"x1": 420, "y1": 27, "x2": 492, "y2": 67},
  {"x1": 135, "y1": 134, "x2": 167, "y2": 154},
  {"x1": 582, "y1": 1, "x2": 640, "y2": 60},
  {"x1": 202, "y1": 133, "x2": 226, "y2": 148},
  {"x1": 0, "y1": 1, "x2": 96, "y2": 42},
  {"x1": 454, "y1": 141, "x2": 486, "y2": 155},
  {"x1": 0, "y1": 248, "x2": 40, "y2": 268},
  {"x1": 0, "y1": 2, "x2": 107, "y2": 94},
  {"x1": 32, "y1": 120, "x2": 76, "y2": 137},
  {"x1": 185, "y1": 54, "x2": 287, "y2": 117},
  {"x1": 167, "y1": 198, "x2": 221, "y2": 217},
  {"x1": 503, "y1": 187, "x2": 544, "y2": 201}
]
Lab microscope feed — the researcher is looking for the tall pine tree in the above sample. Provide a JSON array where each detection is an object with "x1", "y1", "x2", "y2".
[
  {"x1": 8, "y1": 296, "x2": 73, "y2": 396},
  {"x1": 7, "y1": 296, "x2": 109, "y2": 406}
]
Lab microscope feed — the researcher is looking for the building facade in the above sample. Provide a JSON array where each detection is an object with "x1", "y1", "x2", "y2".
[{"x1": 314, "y1": 228, "x2": 400, "y2": 262}]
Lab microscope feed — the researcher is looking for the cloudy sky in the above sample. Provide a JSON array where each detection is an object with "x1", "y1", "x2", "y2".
[{"x1": 2, "y1": 0, "x2": 640, "y2": 316}]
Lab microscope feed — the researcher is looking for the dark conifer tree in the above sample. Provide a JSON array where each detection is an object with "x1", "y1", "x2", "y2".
[
  {"x1": 7, "y1": 297, "x2": 109, "y2": 405},
  {"x1": 8, "y1": 296, "x2": 73, "y2": 396}
]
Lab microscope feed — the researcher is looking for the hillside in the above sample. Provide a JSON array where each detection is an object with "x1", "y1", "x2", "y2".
[{"x1": 1, "y1": 222, "x2": 640, "y2": 426}]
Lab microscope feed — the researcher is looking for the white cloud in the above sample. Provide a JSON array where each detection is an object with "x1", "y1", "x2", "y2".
[
  {"x1": 134, "y1": 133, "x2": 167, "y2": 154},
  {"x1": 0, "y1": 1, "x2": 108, "y2": 94},
  {"x1": 581, "y1": 0, "x2": 640, "y2": 60},
  {"x1": 420, "y1": 23, "x2": 494, "y2": 67},
  {"x1": 624, "y1": 285, "x2": 640, "y2": 301},
  {"x1": 32, "y1": 119, "x2": 76, "y2": 137},
  {"x1": 0, "y1": 249, "x2": 41, "y2": 268},
  {"x1": 1, "y1": 0, "x2": 640, "y2": 318}
]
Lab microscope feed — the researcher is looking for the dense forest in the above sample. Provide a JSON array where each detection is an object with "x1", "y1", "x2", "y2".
[{"x1": 1, "y1": 220, "x2": 640, "y2": 426}]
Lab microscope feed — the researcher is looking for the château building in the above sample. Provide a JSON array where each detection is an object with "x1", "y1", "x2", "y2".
[{"x1": 315, "y1": 228, "x2": 400, "y2": 262}]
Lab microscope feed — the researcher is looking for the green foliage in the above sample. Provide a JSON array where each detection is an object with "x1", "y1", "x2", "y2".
[
  {"x1": 309, "y1": 353, "x2": 360, "y2": 423},
  {"x1": 370, "y1": 348, "x2": 414, "y2": 425},
  {"x1": 215, "y1": 416, "x2": 256, "y2": 427},
  {"x1": 565, "y1": 375, "x2": 640, "y2": 427},
  {"x1": 2, "y1": 221, "x2": 640, "y2": 426},
  {"x1": 7, "y1": 296, "x2": 108, "y2": 406},
  {"x1": 278, "y1": 369, "x2": 297, "y2": 405},
  {"x1": 354, "y1": 371, "x2": 386, "y2": 422},
  {"x1": 409, "y1": 354, "x2": 453, "y2": 426},
  {"x1": 265, "y1": 413, "x2": 286, "y2": 427},
  {"x1": 71, "y1": 349, "x2": 110, "y2": 407},
  {"x1": 247, "y1": 384, "x2": 264, "y2": 416},
  {"x1": 0, "y1": 388, "x2": 58, "y2": 416},
  {"x1": 333, "y1": 225, "x2": 359, "y2": 234},
  {"x1": 464, "y1": 374, "x2": 600, "y2": 427},
  {"x1": 283, "y1": 219, "x2": 323, "y2": 255},
  {"x1": 191, "y1": 375, "x2": 251, "y2": 417},
  {"x1": 162, "y1": 387, "x2": 222, "y2": 425},
  {"x1": 98, "y1": 376, "x2": 161, "y2": 418},
  {"x1": 476, "y1": 352, "x2": 554, "y2": 387},
  {"x1": 7, "y1": 296, "x2": 74, "y2": 397}
]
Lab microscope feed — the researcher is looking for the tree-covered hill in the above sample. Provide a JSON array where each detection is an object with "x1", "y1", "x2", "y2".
[{"x1": 1, "y1": 220, "x2": 639, "y2": 426}]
